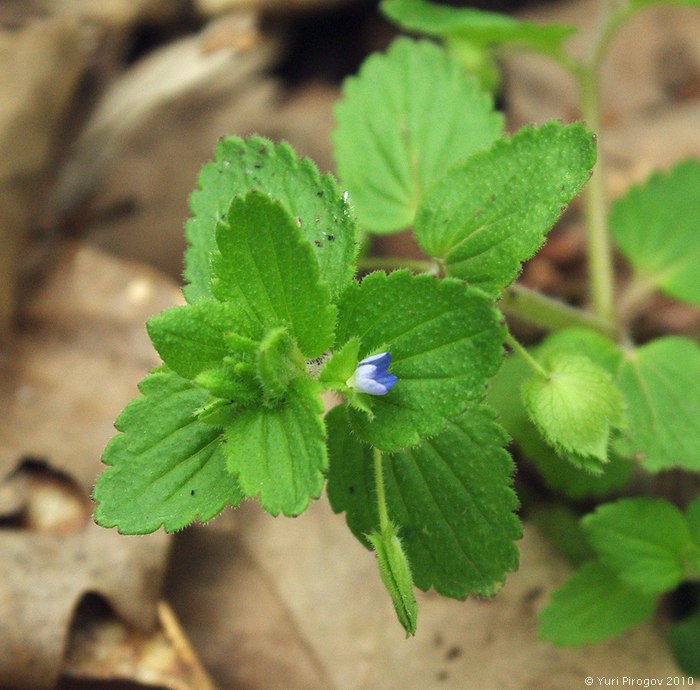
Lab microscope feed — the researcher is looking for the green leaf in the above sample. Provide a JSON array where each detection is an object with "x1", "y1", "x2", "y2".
[
  {"x1": 582, "y1": 498, "x2": 692, "y2": 594},
  {"x1": 667, "y1": 605, "x2": 700, "y2": 678},
  {"x1": 184, "y1": 135, "x2": 356, "y2": 302},
  {"x1": 367, "y1": 523, "x2": 418, "y2": 637},
  {"x1": 536, "y1": 329, "x2": 700, "y2": 473},
  {"x1": 615, "y1": 337, "x2": 700, "y2": 472},
  {"x1": 487, "y1": 353, "x2": 632, "y2": 499},
  {"x1": 326, "y1": 404, "x2": 521, "y2": 598},
  {"x1": 333, "y1": 38, "x2": 502, "y2": 234},
  {"x1": 223, "y1": 377, "x2": 326, "y2": 516},
  {"x1": 521, "y1": 350, "x2": 625, "y2": 465},
  {"x1": 611, "y1": 160, "x2": 700, "y2": 306},
  {"x1": 335, "y1": 270, "x2": 505, "y2": 451},
  {"x1": 415, "y1": 121, "x2": 596, "y2": 296},
  {"x1": 212, "y1": 192, "x2": 336, "y2": 359},
  {"x1": 538, "y1": 561, "x2": 656, "y2": 646},
  {"x1": 381, "y1": 0, "x2": 577, "y2": 58},
  {"x1": 94, "y1": 368, "x2": 242, "y2": 534},
  {"x1": 147, "y1": 300, "x2": 252, "y2": 381}
]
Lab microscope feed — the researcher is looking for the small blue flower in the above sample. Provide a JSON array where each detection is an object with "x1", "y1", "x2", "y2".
[{"x1": 347, "y1": 352, "x2": 398, "y2": 396}]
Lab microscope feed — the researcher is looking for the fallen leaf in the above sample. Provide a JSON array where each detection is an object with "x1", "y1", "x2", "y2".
[
  {"x1": 62, "y1": 599, "x2": 217, "y2": 690},
  {"x1": 167, "y1": 498, "x2": 679, "y2": 689},
  {"x1": 0, "y1": 242, "x2": 181, "y2": 688}
]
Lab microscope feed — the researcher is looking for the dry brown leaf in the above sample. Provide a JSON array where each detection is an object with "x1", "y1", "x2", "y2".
[
  {"x1": 0, "y1": 16, "x2": 92, "y2": 335},
  {"x1": 62, "y1": 600, "x2": 218, "y2": 690},
  {"x1": 0, "y1": 242, "x2": 186, "y2": 688},
  {"x1": 0, "y1": 464, "x2": 169, "y2": 690},
  {"x1": 0, "y1": 242, "x2": 182, "y2": 492},
  {"x1": 35, "y1": 0, "x2": 177, "y2": 28},
  {"x1": 54, "y1": 14, "x2": 280, "y2": 278},
  {"x1": 195, "y1": 0, "x2": 360, "y2": 18},
  {"x1": 167, "y1": 498, "x2": 679, "y2": 690}
]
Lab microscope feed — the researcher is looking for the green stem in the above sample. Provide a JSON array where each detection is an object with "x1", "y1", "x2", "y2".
[
  {"x1": 579, "y1": 68, "x2": 616, "y2": 323},
  {"x1": 500, "y1": 283, "x2": 617, "y2": 339},
  {"x1": 356, "y1": 256, "x2": 438, "y2": 274},
  {"x1": 574, "y1": 1, "x2": 635, "y2": 325},
  {"x1": 373, "y1": 446, "x2": 391, "y2": 533},
  {"x1": 506, "y1": 332, "x2": 549, "y2": 379}
]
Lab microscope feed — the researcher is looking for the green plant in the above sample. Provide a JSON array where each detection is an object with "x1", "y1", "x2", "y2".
[{"x1": 94, "y1": 0, "x2": 700, "y2": 660}]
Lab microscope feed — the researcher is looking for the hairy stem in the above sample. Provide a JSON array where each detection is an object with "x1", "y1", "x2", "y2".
[
  {"x1": 373, "y1": 446, "x2": 391, "y2": 532},
  {"x1": 500, "y1": 283, "x2": 617, "y2": 338},
  {"x1": 505, "y1": 332, "x2": 549, "y2": 379}
]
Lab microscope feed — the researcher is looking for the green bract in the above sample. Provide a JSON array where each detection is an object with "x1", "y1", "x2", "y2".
[
  {"x1": 333, "y1": 37, "x2": 503, "y2": 234},
  {"x1": 367, "y1": 523, "x2": 419, "y2": 637}
]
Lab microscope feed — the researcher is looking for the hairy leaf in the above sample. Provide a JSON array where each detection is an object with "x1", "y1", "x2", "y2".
[
  {"x1": 415, "y1": 121, "x2": 596, "y2": 296},
  {"x1": 535, "y1": 329, "x2": 700, "y2": 473},
  {"x1": 611, "y1": 160, "x2": 700, "y2": 306},
  {"x1": 333, "y1": 38, "x2": 502, "y2": 234},
  {"x1": 335, "y1": 270, "x2": 505, "y2": 450},
  {"x1": 212, "y1": 192, "x2": 335, "y2": 359},
  {"x1": 538, "y1": 561, "x2": 656, "y2": 646},
  {"x1": 326, "y1": 405, "x2": 520, "y2": 598},
  {"x1": 147, "y1": 300, "x2": 252, "y2": 381},
  {"x1": 94, "y1": 368, "x2": 241, "y2": 534},
  {"x1": 488, "y1": 354, "x2": 632, "y2": 499},
  {"x1": 184, "y1": 136, "x2": 356, "y2": 302},
  {"x1": 223, "y1": 378, "x2": 327, "y2": 517},
  {"x1": 521, "y1": 350, "x2": 624, "y2": 466}
]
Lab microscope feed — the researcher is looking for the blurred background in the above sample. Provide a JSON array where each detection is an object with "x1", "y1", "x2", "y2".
[{"x1": 0, "y1": 1, "x2": 699, "y2": 688}]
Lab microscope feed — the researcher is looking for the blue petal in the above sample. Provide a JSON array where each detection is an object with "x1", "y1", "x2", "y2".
[
  {"x1": 374, "y1": 371, "x2": 398, "y2": 392},
  {"x1": 359, "y1": 352, "x2": 391, "y2": 371},
  {"x1": 354, "y1": 363, "x2": 397, "y2": 395}
]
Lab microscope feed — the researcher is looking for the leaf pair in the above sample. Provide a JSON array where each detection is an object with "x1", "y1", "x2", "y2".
[
  {"x1": 334, "y1": 38, "x2": 597, "y2": 299},
  {"x1": 96, "y1": 188, "x2": 338, "y2": 526},
  {"x1": 540, "y1": 495, "x2": 700, "y2": 645}
]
